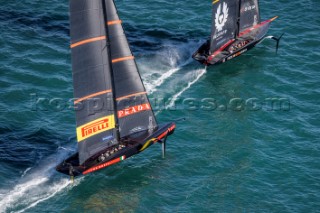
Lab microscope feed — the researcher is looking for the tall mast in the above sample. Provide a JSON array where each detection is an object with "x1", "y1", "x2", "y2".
[
  {"x1": 101, "y1": 0, "x2": 120, "y2": 141},
  {"x1": 236, "y1": 0, "x2": 242, "y2": 37}
]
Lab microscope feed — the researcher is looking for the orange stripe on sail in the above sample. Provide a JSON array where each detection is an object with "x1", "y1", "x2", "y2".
[
  {"x1": 116, "y1": 91, "x2": 147, "y2": 101},
  {"x1": 74, "y1": 90, "x2": 112, "y2": 104},
  {"x1": 70, "y1": 36, "x2": 106, "y2": 48},
  {"x1": 107, "y1": 20, "x2": 122, "y2": 25},
  {"x1": 112, "y1": 56, "x2": 134, "y2": 63}
]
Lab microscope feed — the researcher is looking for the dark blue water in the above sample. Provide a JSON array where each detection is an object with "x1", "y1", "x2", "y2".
[{"x1": 0, "y1": 0, "x2": 319, "y2": 212}]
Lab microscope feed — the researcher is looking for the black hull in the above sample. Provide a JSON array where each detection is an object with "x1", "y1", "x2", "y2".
[
  {"x1": 56, "y1": 122, "x2": 175, "y2": 176},
  {"x1": 214, "y1": 39, "x2": 262, "y2": 65},
  {"x1": 192, "y1": 38, "x2": 262, "y2": 66},
  {"x1": 192, "y1": 17, "x2": 278, "y2": 66}
]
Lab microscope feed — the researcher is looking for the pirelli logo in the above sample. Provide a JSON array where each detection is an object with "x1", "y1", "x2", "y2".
[{"x1": 76, "y1": 115, "x2": 115, "y2": 142}]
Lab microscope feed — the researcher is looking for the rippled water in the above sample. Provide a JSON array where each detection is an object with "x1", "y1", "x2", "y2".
[{"x1": 0, "y1": 0, "x2": 319, "y2": 212}]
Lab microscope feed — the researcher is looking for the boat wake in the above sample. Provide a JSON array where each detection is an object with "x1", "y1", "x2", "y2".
[
  {"x1": 0, "y1": 151, "x2": 83, "y2": 213},
  {"x1": 166, "y1": 68, "x2": 207, "y2": 109},
  {"x1": 1, "y1": 178, "x2": 68, "y2": 213},
  {"x1": 141, "y1": 41, "x2": 197, "y2": 94},
  {"x1": 144, "y1": 67, "x2": 180, "y2": 94},
  {"x1": 20, "y1": 167, "x2": 32, "y2": 178},
  {"x1": 153, "y1": 67, "x2": 206, "y2": 116}
]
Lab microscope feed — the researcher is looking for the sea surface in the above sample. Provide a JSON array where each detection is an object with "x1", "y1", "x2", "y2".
[{"x1": 0, "y1": 0, "x2": 319, "y2": 212}]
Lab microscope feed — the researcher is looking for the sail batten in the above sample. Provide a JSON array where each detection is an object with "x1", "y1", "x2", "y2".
[
  {"x1": 107, "y1": 20, "x2": 122, "y2": 25},
  {"x1": 71, "y1": 36, "x2": 107, "y2": 48},
  {"x1": 112, "y1": 56, "x2": 135, "y2": 63},
  {"x1": 116, "y1": 92, "x2": 148, "y2": 101},
  {"x1": 74, "y1": 89, "x2": 112, "y2": 104}
]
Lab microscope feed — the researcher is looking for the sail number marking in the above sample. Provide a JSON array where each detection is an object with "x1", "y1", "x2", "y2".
[{"x1": 244, "y1": 5, "x2": 256, "y2": 12}]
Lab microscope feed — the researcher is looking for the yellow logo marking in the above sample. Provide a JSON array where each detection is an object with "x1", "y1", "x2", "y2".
[{"x1": 76, "y1": 115, "x2": 115, "y2": 142}]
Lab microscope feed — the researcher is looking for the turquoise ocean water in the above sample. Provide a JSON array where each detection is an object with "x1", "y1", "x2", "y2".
[{"x1": 0, "y1": 0, "x2": 319, "y2": 212}]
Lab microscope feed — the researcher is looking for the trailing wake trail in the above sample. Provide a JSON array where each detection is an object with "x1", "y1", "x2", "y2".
[
  {"x1": 142, "y1": 41, "x2": 196, "y2": 94},
  {"x1": 166, "y1": 68, "x2": 207, "y2": 109},
  {"x1": 0, "y1": 173, "x2": 83, "y2": 213},
  {"x1": 145, "y1": 57, "x2": 194, "y2": 94},
  {"x1": 154, "y1": 67, "x2": 207, "y2": 115},
  {"x1": 145, "y1": 67, "x2": 180, "y2": 94},
  {"x1": 0, "y1": 149, "x2": 84, "y2": 213}
]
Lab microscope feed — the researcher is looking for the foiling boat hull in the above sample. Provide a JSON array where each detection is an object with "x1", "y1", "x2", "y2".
[
  {"x1": 56, "y1": 122, "x2": 175, "y2": 176},
  {"x1": 212, "y1": 39, "x2": 262, "y2": 66},
  {"x1": 192, "y1": 36, "x2": 264, "y2": 66},
  {"x1": 193, "y1": 17, "x2": 278, "y2": 66}
]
